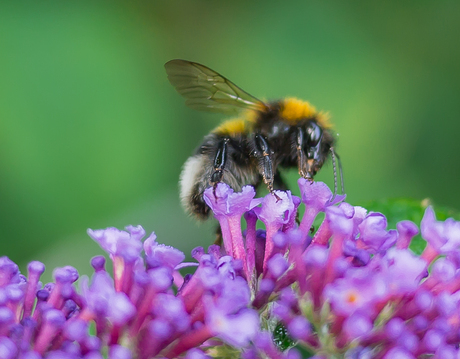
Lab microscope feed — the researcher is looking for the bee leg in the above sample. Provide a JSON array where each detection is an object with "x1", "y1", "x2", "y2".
[
  {"x1": 254, "y1": 134, "x2": 281, "y2": 201},
  {"x1": 296, "y1": 127, "x2": 310, "y2": 180},
  {"x1": 210, "y1": 138, "x2": 229, "y2": 197}
]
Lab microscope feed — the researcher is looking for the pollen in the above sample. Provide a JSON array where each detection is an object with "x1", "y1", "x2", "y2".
[
  {"x1": 345, "y1": 291, "x2": 360, "y2": 304},
  {"x1": 281, "y1": 98, "x2": 333, "y2": 129},
  {"x1": 213, "y1": 119, "x2": 247, "y2": 136}
]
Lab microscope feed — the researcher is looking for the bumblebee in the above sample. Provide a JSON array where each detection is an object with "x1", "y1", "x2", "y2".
[{"x1": 165, "y1": 59, "x2": 343, "y2": 219}]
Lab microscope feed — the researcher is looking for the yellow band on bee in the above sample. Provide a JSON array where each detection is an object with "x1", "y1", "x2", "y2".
[
  {"x1": 281, "y1": 98, "x2": 332, "y2": 129},
  {"x1": 213, "y1": 119, "x2": 248, "y2": 136}
]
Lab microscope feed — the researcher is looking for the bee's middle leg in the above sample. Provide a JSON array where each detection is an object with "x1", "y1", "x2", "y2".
[
  {"x1": 210, "y1": 137, "x2": 230, "y2": 196},
  {"x1": 253, "y1": 134, "x2": 280, "y2": 201}
]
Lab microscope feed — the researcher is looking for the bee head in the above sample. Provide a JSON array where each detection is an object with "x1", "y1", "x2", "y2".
[
  {"x1": 300, "y1": 121, "x2": 343, "y2": 198},
  {"x1": 302, "y1": 122, "x2": 328, "y2": 178}
]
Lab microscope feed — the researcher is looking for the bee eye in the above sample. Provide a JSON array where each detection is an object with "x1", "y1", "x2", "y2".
[{"x1": 306, "y1": 122, "x2": 323, "y2": 147}]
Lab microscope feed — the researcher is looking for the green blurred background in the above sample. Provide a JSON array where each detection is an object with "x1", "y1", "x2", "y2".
[{"x1": 1, "y1": 1, "x2": 459, "y2": 280}]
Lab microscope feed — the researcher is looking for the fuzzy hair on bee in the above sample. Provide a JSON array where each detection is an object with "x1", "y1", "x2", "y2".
[{"x1": 165, "y1": 59, "x2": 343, "y2": 220}]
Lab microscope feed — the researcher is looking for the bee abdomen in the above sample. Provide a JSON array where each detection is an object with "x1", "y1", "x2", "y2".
[{"x1": 180, "y1": 155, "x2": 210, "y2": 219}]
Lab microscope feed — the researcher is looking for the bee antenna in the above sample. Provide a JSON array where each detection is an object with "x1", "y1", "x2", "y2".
[
  {"x1": 337, "y1": 151, "x2": 345, "y2": 195},
  {"x1": 329, "y1": 147, "x2": 345, "y2": 200},
  {"x1": 330, "y1": 147, "x2": 338, "y2": 200}
]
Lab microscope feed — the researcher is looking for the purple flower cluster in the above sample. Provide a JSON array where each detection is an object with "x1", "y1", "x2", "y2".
[
  {"x1": 203, "y1": 179, "x2": 460, "y2": 358},
  {"x1": 0, "y1": 227, "x2": 258, "y2": 358},
  {"x1": 1, "y1": 179, "x2": 460, "y2": 358}
]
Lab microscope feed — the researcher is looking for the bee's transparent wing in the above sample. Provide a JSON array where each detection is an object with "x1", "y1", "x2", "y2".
[{"x1": 165, "y1": 59, "x2": 268, "y2": 115}]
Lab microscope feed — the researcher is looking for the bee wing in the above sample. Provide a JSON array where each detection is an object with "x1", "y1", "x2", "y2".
[{"x1": 165, "y1": 59, "x2": 268, "y2": 115}]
